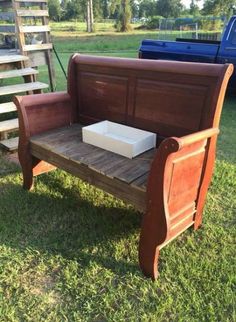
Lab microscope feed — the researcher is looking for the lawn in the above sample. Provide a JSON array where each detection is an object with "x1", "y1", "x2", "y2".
[{"x1": 0, "y1": 28, "x2": 235, "y2": 321}]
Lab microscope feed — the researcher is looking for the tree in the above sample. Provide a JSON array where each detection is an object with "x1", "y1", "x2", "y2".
[
  {"x1": 189, "y1": 0, "x2": 200, "y2": 16},
  {"x1": 156, "y1": 0, "x2": 183, "y2": 18},
  {"x1": 101, "y1": 0, "x2": 109, "y2": 18},
  {"x1": 110, "y1": 0, "x2": 132, "y2": 32},
  {"x1": 61, "y1": 0, "x2": 81, "y2": 20},
  {"x1": 48, "y1": 0, "x2": 61, "y2": 21},
  {"x1": 203, "y1": 0, "x2": 236, "y2": 18},
  {"x1": 138, "y1": 0, "x2": 157, "y2": 18}
]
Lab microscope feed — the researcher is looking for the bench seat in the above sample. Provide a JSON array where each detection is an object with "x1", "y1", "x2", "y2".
[{"x1": 30, "y1": 124, "x2": 156, "y2": 212}]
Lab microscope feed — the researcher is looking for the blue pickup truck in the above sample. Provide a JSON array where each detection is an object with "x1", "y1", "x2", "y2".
[{"x1": 139, "y1": 16, "x2": 236, "y2": 91}]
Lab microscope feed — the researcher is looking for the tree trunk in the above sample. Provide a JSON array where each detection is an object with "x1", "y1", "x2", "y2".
[
  {"x1": 86, "y1": 0, "x2": 94, "y2": 33},
  {"x1": 86, "y1": 0, "x2": 91, "y2": 32}
]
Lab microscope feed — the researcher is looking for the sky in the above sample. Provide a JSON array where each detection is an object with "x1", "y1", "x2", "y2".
[{"x1": 181, "y1": 0, "x2": 204, "y2": 8}]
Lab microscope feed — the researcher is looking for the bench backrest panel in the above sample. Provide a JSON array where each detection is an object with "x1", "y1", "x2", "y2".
[{"x1": 68, "y1": 55, "x2": 232, "y2": 138}]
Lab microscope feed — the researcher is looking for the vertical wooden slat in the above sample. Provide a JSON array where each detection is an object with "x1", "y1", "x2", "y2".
[{"x1": 41, "y1": 1, "x2": 56, "y2": 91}]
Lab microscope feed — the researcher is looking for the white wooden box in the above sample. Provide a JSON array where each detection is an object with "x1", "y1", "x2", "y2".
[{"x1": 82, "y1": 121, "x2": 157, "y2": 159}]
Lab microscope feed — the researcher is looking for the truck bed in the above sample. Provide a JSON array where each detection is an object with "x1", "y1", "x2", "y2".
[
  {"x1": 176, "y1": 38, "x2": 221, "y2": 45},
  {"x1": 140, "y1": 39, "x2": 220, "y2": 63}
]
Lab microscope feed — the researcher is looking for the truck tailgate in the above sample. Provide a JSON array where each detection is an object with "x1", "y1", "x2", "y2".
[{"x1": 140, "y1": 40, "x2": 220, "y2": 63}]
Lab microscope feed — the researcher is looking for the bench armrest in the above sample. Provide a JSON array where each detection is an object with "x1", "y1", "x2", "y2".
[
  {"x1": 141, "y1": 127, "x2": 219, "y2": 253},
  {"x1": 14, "y1": 91, "x2": 73, "y2": 139},
  {"x1": 176, "y1": 127, "x2": 219, "y2": 148}
]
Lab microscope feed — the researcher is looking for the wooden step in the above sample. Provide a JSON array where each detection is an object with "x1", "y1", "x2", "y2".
[
  {"x1": 0, "y1": 67, "x2": 38, "y2": 80},
  {"x1": 0, "y1": 118, "x2": 19, "y2": 133},
  {"x1": 0, "y1": 55, "x2": 28, "y2": 65},
  {"x1": 23, "y1": 43, "x2": 52, "y2": 52},
  {"x1": 0, "y1": 1, "x2": 14, "y2": 9},
  {"x1": 0, "y1": 12, "x2": 14, "y2": 20},
  {"x1": 0, "y1": 136, "x2": 19, "y2": 152},
  {"x1": 0, "y1": 25, "x2": 15, "y2": 33},
  {"x1": 0, "y1": 82, "x2": 48, "y2": 96},
  {"x1": 0, "y1": 102, "x2": 17, "y2": 114},
  {"x1": 16, "y1": 9, "x2": 49, "y2": 17},
  {"x1": 19, "y1": 25, "x2": 50, "y2": 33}
]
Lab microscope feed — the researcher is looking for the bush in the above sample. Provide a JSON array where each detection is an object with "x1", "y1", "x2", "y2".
[
  {"x1": 146, "y1": 16, "x2": 164, "y2": 29},
  {"x1": 201, "y1": 16, "x2": 222, "y2": 31}
]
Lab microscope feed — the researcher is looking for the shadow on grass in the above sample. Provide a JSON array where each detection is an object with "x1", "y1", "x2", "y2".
[{"x1": 0, "y1": 171, "x2": 142, "y2": 277}]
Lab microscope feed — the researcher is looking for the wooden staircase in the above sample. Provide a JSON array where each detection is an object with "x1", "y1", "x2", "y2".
[
  {"x1": 0, "y1": 54, "x2": 48, "y2": 151},
  {"x1": 0, "y1": 0, "x2": 54, "y2": 152},
  {"x1": 13, "y1": 0, "x2": 55, "y2": 91}
]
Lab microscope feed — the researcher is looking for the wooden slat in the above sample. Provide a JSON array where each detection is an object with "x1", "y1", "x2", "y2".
[
  {"x1": 104, "y1": 149, "x2": 155, "y2": 184},
  {"x1": 30, "y1": 124, "x2": 155, "y2": 189},
  {"x1": 23, "y1": 43, "x2": 52, "y2": 52},
  {"x1": 0, "y1": 55, "x2": 28, "y2": 64},
  {"x1": 0, "y1": 12, "x2": 14, "y2": 20},
  {"x1": 131, "y1": 172, "x2": 149, "y2": 191},
  {"x1": 0, "y1": 118, "x2": 18, "y2": 133},
  {"x1": 0, "y1": 1, "x2": 13, "y2": 8},
  {"x1": 30, "y1": 141, "x2": 146, "y2": 212},
  {"x1": 28, "y1": 51, "x2": 47, "y2": 67},
  {"x1": 0, "y1": 81, "x2": 48, "y2": 95},
  {"x1": 0, "y1": 67, "x2": 38, "y2": 80},
  {"x1": 0, "y1": 25, "x2": 15, "y2": 33},
  {"x1": 0, "y1": 136, "x2": 19, "y2": 151},
  {"x1": 0, "y1": 102, "x2": 17, "y2": 114},
  {"x1": 16, "y1": 9, "x2": 49, "y2": 17},
  {"x1": 19, "y1": 25, "x2": 51, "y2": 33},
  {"x1": 40, "y1": 1, "x2": 55, "y2": 91}
]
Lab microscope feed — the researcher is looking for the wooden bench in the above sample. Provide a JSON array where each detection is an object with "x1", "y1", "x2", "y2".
[{"x1": 14, "y1": 55, "x2": 233, "y2": 279}]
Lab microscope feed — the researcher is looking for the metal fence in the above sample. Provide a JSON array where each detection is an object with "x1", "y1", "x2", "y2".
[{"x1": 157, "y1": 17, "x2": 226, "y2": 41}]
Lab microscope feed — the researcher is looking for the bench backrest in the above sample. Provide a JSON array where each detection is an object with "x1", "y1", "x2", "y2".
[{"x1": 68, "y1": 54, "x2": 233, "y2": 138}]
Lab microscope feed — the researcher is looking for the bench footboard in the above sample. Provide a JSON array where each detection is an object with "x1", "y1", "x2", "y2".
[{"x1": 139, "y1": 128, "x2": 219, "y2": 279}]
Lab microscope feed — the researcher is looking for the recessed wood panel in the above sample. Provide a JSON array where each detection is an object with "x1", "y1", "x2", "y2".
[
  {"x1": 168, "y1": 150, "x2": 205, "y2": 214},
  {"x1": 27, "y1": 102, "x2": 72, "y2": 136},
  {"x1": 78, "y1": 72, "x2": 128, "y2": 124},
  {"x1": 133, "y1": 79, "x2": 208, "y2": 137}
]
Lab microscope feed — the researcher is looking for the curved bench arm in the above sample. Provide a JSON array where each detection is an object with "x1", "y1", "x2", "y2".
[
  {"x1": 14, "y1": 91, "x2": 73, "y2": 139},
  {"x1": 14, "y1": 92, "x2": 73, "y2": 190},
  {"x1": 139, "y1": 127, "x2": 219, "y2": 279}
]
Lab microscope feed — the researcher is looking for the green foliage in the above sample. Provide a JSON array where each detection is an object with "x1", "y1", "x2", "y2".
[
  {"x1": 48, "y1": 0, "x2": 61, "y2": 21},
  {"x1": 200, "y1": 16, "x2": 223, "y2": 31},
  {"x1": 189, "y1": 0, "x2": 200, "y2": 16},
  {"x1": 146, "y1": 15, "x2": 163, "y2": 29},
  {"x1": 61, "y1": 0, "x2": 82, "y2": 20},
  {"x1": 138, "y1": 0, "x2": 157, "y2": 18},
  {"x1": 203, "y1": 0, "x2": 236, "y2": 18},
  {"x1": 156, "y1": 0, "x2": 183, "y2": 18}
]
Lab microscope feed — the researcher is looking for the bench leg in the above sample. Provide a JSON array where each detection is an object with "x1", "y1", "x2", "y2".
[
  {"x1": 139, "y1": 217, "x2": 161, "y2": 280},
  {"x1": 194, "y1": 206, "x2": 204, "y2": 230},
  {"x1": 19, "y1": 152, "x2": 34, "y2": 190},
  {"x1": 20, "y1": 157, "x2": 56, "y2": 190},
  {"x1": 22, "y1": 168, "x2": 34, "y2": 190}
]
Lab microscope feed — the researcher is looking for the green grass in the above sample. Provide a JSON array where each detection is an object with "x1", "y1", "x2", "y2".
[{"x1": 0, "y1": 31, "x2": 236, "y2": 321}]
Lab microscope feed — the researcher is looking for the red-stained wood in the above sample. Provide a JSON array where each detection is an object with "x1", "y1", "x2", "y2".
[{"x1": 15, "y1": 55, "x2": 233, "y2": 280}]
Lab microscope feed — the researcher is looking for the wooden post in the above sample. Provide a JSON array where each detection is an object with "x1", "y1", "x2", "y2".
[{"x1": 41, "y1": 2, "x2": 56, "y2": 92}]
